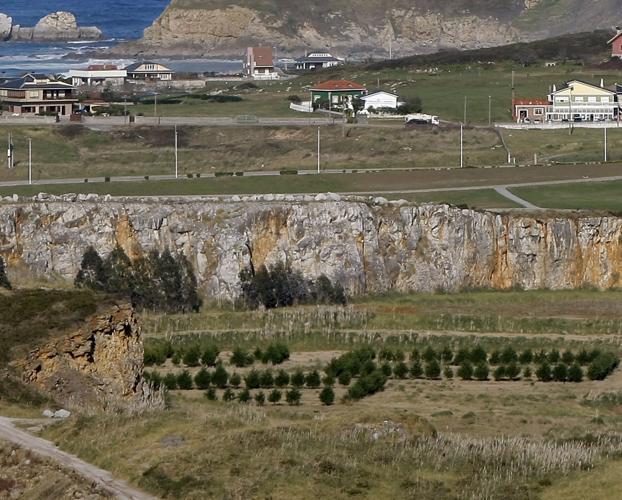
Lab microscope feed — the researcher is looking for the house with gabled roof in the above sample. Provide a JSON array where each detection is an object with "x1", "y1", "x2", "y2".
[
  {"x1": 546, "y1": 79, "x2": 617, "y2": 122},
  {"x1": 359, "y1": 90, "x2": 401, "y2": 111},
  {"x1": 295, "y1": 51, "x2": 343, "y2": 70},
  {"x1": 310, "y1": 80, "x2": 367, "y2": 110},
  {"x1": 0, "y1": 73, "x2": 77, "y2": 116},
  {"x1": 125, "y1": 62, "x2": 174, "y2": 81},
  {"x1": 244, "y1": 47, "x2": 279, "y2": 80},
  {"x1": 608, "y1": 28, "x2": 622, "y2": 58}
]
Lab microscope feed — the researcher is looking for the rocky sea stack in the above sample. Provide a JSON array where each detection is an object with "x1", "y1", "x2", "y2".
[{"x1": 0, "y1": 11, "x2": 102, "y2": 42}]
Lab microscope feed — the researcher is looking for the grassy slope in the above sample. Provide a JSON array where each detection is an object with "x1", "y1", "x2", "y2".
[{"x1": 511, "y1": 180, "x2": 622, "y2": 212}]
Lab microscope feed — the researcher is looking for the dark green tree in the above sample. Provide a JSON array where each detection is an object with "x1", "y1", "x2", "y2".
[
  {"x1": 229, "y1": 372, "x2": 242, "y2": 388},
  {"x1": 254, "y1": 391, "x2": 266, "y2": 406},
  {"x1": 176, "y1": 370, "x2": 193, "y2": 390},
  {"x1": 493, "y1": 365, "x2": 506, "y2": 381},
  {"x1": 393, "y1": 361, "x2": 409, "y2": 379},
  {"x1": 222, "y1": 388, "x2": 235, "y2": 401},
  {"x1": 443, "y1": 365, "x2": 454, "y2": 379},
  {"x1": 238, "y1": 388, "x2": 251, "y2": 403},
  {"x1": 268, "y1": 389, "x2": 282, "y2": 404},
  {"x1": 182, "y1": 345, "x2": 201, "y2": 367},
  {"x1": 474, "y1": 363, "x2": 489, "y2": 381},
  {"x1": 567, "y1": 363, "x2": 583, "y2": 382},
  {"x1": 74, "y1": 246, "x2": 105, "y2": 290},
  {"x1": 425, "y1": 360, "x2": 441, "y2": 379},
  {"x1": 380, "y1": 362, "x2": 393, "y2": 377},
  {"x1": 536, "y1": 362, "x2": 552, "y2": 382},
  {"x1": 0, "y1": 257, "x2": 10, "y2": 290},
  {"x1": 201, "y1": 346, "x2": 219, "y2": 367},
  {"x1": 275, "y1": 369, "x2": 290, "y2": 387},
  {"x1": 212, "y1": 365, "x2": 229, "y2": 388},
  {"x1": 103, "y1": 245, "x2": 133, "y2": 294},
  {"x1": 305, "y1": 370, "x2": 321, "y2": 388},
  {"x1": 338, "y1": 371, "x2": 352, "y2": 386},
  {"x1": 553, "y1": 363, "x2": 568, "y2": 382},
  {"x1": 205, "y1": 387, "x2": 217, "y2": 401},
  {"x1": 410, "y1": 359, "x2": 424, "y2": 378},
  {"x1": 194, "y1": 368, "x2": 211, "y2": 390},
  {"x1": 506, "y1": 362, "x2": 521, "y2": 381},
  {"x1": 519, "y1": 349, "x2": 534, "y2": 364},
  {"x1": 319, "y1": 386, "x2": 335, "y2": 406},
  {"x1": 163, "y1": 373, "x2": 178, "y2": 390},
  {"x1": 260, "y1": 370, "x2": 275, "y2": 388},
  {"x1": 291, "y1": 369, "x2": 305, "y2": 388},
  {"x1": 244, "y1": 369, "x2": 261, "y2": 389},
  {"x1": 500, "y1": 346, "x2": 518, "y2": 364},
  {"x1": 286, "y1": 388, "x2": 302, "y2": 405},
  {"x1": 457, "y1": 361, "x2": 473, "y2": 380},
  {"x1": 231, "y1": 347, "x2": 252, "y2": 368},
  {"x1": 469, "y1": 346, "x2": 487, "y2": 364}
]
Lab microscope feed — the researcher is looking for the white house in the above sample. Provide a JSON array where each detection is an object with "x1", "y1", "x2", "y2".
[
  {"x1": 295, "y1": 51, "x2": 343, "y2": 70},
  {"x1": 69, "y1": 65, "x2": 127, "y2": 87},
  {"x1": 244, "y1": 47, "x2": 279, "y2": 80},
  {"x1": 125, "y1": 62, "x2": 174, "y2": 81},
  {"x1": 359, "y1": 91, "x2": 400, "y2": 111},
  {"x1": 546, "y1": 80, "x2": 617, "y2": 122}
]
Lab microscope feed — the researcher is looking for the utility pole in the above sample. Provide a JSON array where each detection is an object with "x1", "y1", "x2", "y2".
[
  {"x1": 174, "y1": 125, "x2": 178, "y2": 179},
  {"x1": 460, "y1": 122, "x2": 464, "y2": 168},
  {"x1": 389, "y1": 38, "x2": 392, "y2": 60},
  {"x1": 7, "y1": 132, "x2": 13, "y2": 169},
  {"x1": 488, "y1": 95, "x2": 492, "y2": 126},
  {"x1": 463, "y1": 96, "x2": 467, "y2": 124},
  {"x1": 123, "y1": 96, "x2": 128, "y2": 126},
  {"x1": 317, "y1": 127, "x2": 321, "y2": 174},
  {"x1": 154, "y1": 92, "x2": 158, "y2": 121},
  {"x1": 604, "y1": 126, "x2": 608, "y2": 162},
  {"x1": 28, "y1": 138, "x2": 32, "y2": 185}
]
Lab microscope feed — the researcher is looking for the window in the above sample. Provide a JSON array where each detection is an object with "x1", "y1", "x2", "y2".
[
  {"x1": 534, "y1": 108, "x2": 543, "y2": 115},
  {"x1": 588, "y1": 96, "x2": 597, "y2": 103},
  {"x1": 574, "y1": 96, "x2": 584, "y2": 102},
  {"x1": 601, "y1": 96, "x2": 610, "y2": 103},
  {"x1": 28, "y1": 90, "x2": 39, "y2": 98}
]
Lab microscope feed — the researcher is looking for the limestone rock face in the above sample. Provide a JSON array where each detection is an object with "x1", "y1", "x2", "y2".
[
  {"x1": 1, "y1": 198, "x2": 621, "y2": 299},
  {"x1": 0, "y1": 14, "x2": 12, "y2": 41},
  {"x1": 6, "y1": 11, "x2": 101, "y2": 41},
  {"x1": 17, "y1": 302, "x2": 164, "y2": 413}
]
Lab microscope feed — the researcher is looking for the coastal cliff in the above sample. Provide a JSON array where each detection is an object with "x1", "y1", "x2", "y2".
[
  {"x1": 113, "y1": 0, "x2": 622, "y2": 58},
  {"x1": 1, "y1": 195, "x2": 620, "y2": 299},
  {"x1": 0, "y1": 12, "x2": 102, "y2": 42}
]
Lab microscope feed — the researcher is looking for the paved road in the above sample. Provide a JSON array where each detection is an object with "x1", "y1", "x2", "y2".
[
  {"x1": 494, "y1": 186, "x2": 540, "y2": 208},
  {"x1": 0, "y1": 416, "x2": 157, "y2": 500}
]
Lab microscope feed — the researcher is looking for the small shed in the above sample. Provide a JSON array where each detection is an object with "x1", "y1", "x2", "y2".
[{"x1": 359, "y1": 91, "x2": 400, "y2": 110}]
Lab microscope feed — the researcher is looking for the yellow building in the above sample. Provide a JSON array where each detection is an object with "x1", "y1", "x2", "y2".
[{"x1": 546, "y1": 80, "x2": 617, "y2": 122}]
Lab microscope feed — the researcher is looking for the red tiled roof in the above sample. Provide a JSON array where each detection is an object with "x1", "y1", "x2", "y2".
[
  {"x1": 513, "y1": 98, "x2": 548, "y2": 106},
  {"x1": 310, "y1": 79, "x2": 366, "y2": 91},
  {"x1": 86, "y1": 64, "x2": 118, "y2": 71},
  {"x1": 250, "y1": 47, "x2": 274, "y2": 67}
]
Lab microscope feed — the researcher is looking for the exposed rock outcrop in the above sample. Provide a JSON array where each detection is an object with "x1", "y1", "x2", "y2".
[
  {"x1": 0, "y1": 11, "x2": 102, "y2": 42},
  {"x1": 17, "y1": 301, "x2": 164, "y2": 414},
  {"x1": 0, "y1": 196, "x2": 621, "y2": 300},
  {"x1": 112, "y1": 0, "x2": 622, "y2": 58}
]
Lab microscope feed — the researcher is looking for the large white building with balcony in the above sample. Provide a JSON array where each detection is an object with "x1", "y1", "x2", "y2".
[{"x1": 546, "y1": 80, "x2": 617, "y2": 122}]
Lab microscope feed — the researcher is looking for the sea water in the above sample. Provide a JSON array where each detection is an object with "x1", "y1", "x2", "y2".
[{"x1": 0, "y1": 0, "x2": 242, "y2": 75}]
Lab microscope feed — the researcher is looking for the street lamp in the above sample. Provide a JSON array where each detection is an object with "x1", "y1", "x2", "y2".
[
  {"x1": 568, "y1": 85, "x2": 574, "y2": 135},
  {"x1": 488, "y1": 95, "x2": 492, "y2": 126}
]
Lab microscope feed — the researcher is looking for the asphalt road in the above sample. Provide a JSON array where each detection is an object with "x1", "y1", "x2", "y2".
[{"x1": 0, "y1": 416, "x2": 157, "y2": 500}]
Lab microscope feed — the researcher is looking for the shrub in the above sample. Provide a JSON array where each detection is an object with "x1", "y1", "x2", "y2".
[
  {"x1": 553, "y1": 363, "x2": 568, "y2": 382},
  {"x1": 469, "y1": 346, "x2": 487, "y2": 364},
  {"x1": 262, "y1": 342, "x2": 290, "y2": 364},
  {"x1": 222, "y1": 388, "x2": 236, "y2": 402},
  {"x1": 522, "y1": 366, "x2": 533, "y2": 379},
  {"x1": 489, "y1": 350, "x2": 501, "y2": 365},
  {"x1": 194, "y1": 368, "x2": 211, "y2": 390},
  {"x1": 440, "y1": 347, "x2": 453, "y2": 363},
  {"x1": 422, "y1": 346, "x2": 437, "y2": 363},
  {"x1": 212, "y1": 365, "x2": 229, "y2": 388},
  {"x1": 561, "y1": 351, "x2": 575, "y2": 364},
  {"x1": 260, "y1": 370, "x2": 275, "y2": 388},
  {"x1": 275, "y1": 369, "x2": 290, "y2": 387},
  {"x1": 493, "y1": 365, "x2": 506, "y2": 381},
  {"x1": 587, "y1": 352, "x2": 619, "y2": 380},
  {"x1": 244, "y1": 369, "x2": 261, "y2": 389},
  {"x1": 443, "y1": 365, "x2": 454, "y2": 379},
  {"x1": 291, "y1": 369, "x2": 306, "y2": 388},
  {"x1": 268, "y1": 389, "x2": 282, "y2": 404},
  {"x1": 144, "y1": 346, "x2": 167, "y2": 366},
  {"x1": 410, "y1": 348, "x2": 421, "y2": 361},
  {"x1": 171, "y1": 352, "x2": 181, "y2": 365},
  {"x1": 322, "y1": 373, "x2": 335, "y2": 386},
  {"x1": 231, "y1": 347, "x2": 253, "y2": 368},
  {"x1": 457, "y1": 361, "x2": 473, "y2": 380},
  {"x1": 286, "y1": 388, "x2": 302, "y2": 406},
  {"x1": 319, "y1": 386, "x2": 335, "y2": 406},
  {"x1": 163, "y1": 373, "x2": 178, "y2": 390},
  {"x1": 238, "y1": 388, "x2": 251, "y2": 404},
  {"x1": 229, "y1": 372, "x2": 242, "y2": 388},
  {"x1": 380, "y1": 362, "x2": 393, "y2": 377},
  {"x1": 311, "y1": 274, "x2": 347, "y2": 305},
  {"x1": 305, "y1": 370, "x2": 321, "y2": 388},
  {"x1": 182, "y1": 345, "x2": 201, "y2": 367},
  {"x1": 254, "y1": 391, "x2": 266, "y2": 406},
  {"x1": 0, "y1": 257, "x2": 12, "y2": 290},
  {"x1": 568, "y1": 363, "x2": 583, "y2": 382},
  {"x1": 176, "y1": 370, "x2": 193, "y2": 390},
  {"x1": 253, "y1": 347, "x2": 263, "y2": 361},
  {"x1": 506, "y1": 362, "x2": 521, "y2": 381},
  {"x1": 201, "y1": 346, "x2": 219, "y2": 367},
  {"x1": 205, "y1": 387, "x2": 217, "y2": 401},
  {"x1": 338, "y1": 371, "x2": 352, "y2": 386},
  {"x1": 397, "y1": 96, "x2": 423, "y2": 115},
  {"x1": 576, "y1": 349, "x2": 591, "y2": 365},
  {"x1": 425, "y1": 360, "x2": 441, "y2": 379},
  {"x1": 361, "y1": 359, "x2": 377, "y2": 376},
  {"x1": 534, "y1": 349, "x2": 548, "y2": 363},
  {"x1": 548, "y1": 349, "x2": 561, "y2": 364},
  {"x1": 326, "y1": 347, "x2": 375, "y2": 378},
  {"x1": 500, "y1": 347, "x2": 518, "y2": 364},
  {"x1": 410, "y1": 360, "x2": 424, "y2": 379},
  {"x1": 346, "y1": 370, "x2": 387, "y2": 401},
  {"x1": 287, "y1": 94, "x2": 302, "y2": 103},
  {"x1": 519, "y1": 349, "x2": 534, "y2": 364},
  {"x1": 453, "y1": 348, "x2": 470, "y2": 365},
  {"x1": 536, "y1": 363, "x2": 552, "y2": 382},
  {"x1": 474, "y1": 363, "x2": 489, "y2": 381},
  {"x1": 378, "y1": 348, "x2": 395, "y2": 361},
  {"x1": 393, "y1": 361, "x2": 409, "y2": 379}
]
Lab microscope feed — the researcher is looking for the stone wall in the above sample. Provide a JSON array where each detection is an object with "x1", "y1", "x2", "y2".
[{"x1": 1, "y1": 194, "x2": 620, "y2": 299}]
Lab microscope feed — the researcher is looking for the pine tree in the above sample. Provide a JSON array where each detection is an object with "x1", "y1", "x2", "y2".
[
  {"x1": 176, "y1": 370, "x2": 193, "y2": 390},
  {"x1": 425, "y1": 360, "x2": 441, "y2": 379},
  {"x1": 194, "y1": 368, "x2": 211, "y2": 390},
  {"x1": 443, "y1": 365, "x2": 454, "y2": 379},
  {"x1": 536, "y1": 362, "x2": 552, "y2": 382},
  {"x1": 286, "y1": 388, "x2": 302, "y2": 406},
  {"x1": 457, "y1": 361, "x2": 474, "y2": 380},
  {"x1": 0, "y1": 256, "x2": 11, "y2": 290},
  {"x1": 393, "y1": 361, "x2": 409, "y2": 379},
  {"x1": 238, "y1": 388, "x2": 251, "y2": 403},
  {"x1": 410, "y1": 359, "x2": 424, "y2": 378},
  {"x1": 319, "y1": 386, "x2": 335, "y2": 406},
  {"x1": 305, "y1": 370, "x2": 321, "y2": 388},
  {"x1": 212, "y1": 365, "x2": 229, "y2": 388},
  {"x1": 268, "y1": 389, "x2": 282, "y2": 404},
  {"x1": 474, "y1": 363, "x2": 489, "y2": 381},
  {"x1": 260, "y1": 370, "x2": 275, "y2": 388},
  {"x1": 290, "y1": 369, "x2": 305, "y2": 388},
  {"x1": 275, "y1": 369, "x2": 290, "y2": 387},
  {"x1": 567, "y1": 363, "x2": 583, "y2": 382},
  {"x1": 102, "y1": 245, "x2": 133, "y2": 293},
  {"x1": 229, "y1": 372, "x2": 242, "y2": 388},
  {"x1": 254, "y1": 391, "x2": 266, "y2": 406},
  {"x1": 338, "y1": 371, "x2": 352, "y2": 386},
  {"x1": 74, "y1": 246, "x2": 105, "y2": 290}
]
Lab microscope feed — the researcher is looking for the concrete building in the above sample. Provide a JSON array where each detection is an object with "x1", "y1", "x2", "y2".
[
  {"x1": 295, "y1": 51, "x2": 343, "y2": 70},
  {"x1": 310, "y1": 80, "x2": 367, "y2": 110},
  {"x1": 359, "y1": 90, "x2": 400, "y2": 111},
  {"x1": 546, "y1": 80, "x2": 617, "y2": 122},
  {"x1": 0, "y1": 73, "x2": 77, "y2": 116},
  {"x1": 512, "y1": 98, "x2": 548, "y2": 123},
  {"x1": 244, "y1": 47, "x2": 279, "y2": 80},
  {"x1": 69, "y1": 65, "x2": 127, "y2": 87},
  {"x1": 125, "y1": 62, "x2": 174, "y2": 81}
]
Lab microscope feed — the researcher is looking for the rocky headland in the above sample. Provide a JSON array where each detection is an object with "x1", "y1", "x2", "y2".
[
  {"x1": 1, "y1": 194, "x2": 620, "y2": 299},
  {"x1": 0, "y1": 11, "x2": 102, "y2": 42}
]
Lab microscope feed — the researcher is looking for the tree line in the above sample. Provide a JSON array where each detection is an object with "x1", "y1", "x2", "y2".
[{"x1": 75, "y1": 246, "x2": 201, "y2": 313}]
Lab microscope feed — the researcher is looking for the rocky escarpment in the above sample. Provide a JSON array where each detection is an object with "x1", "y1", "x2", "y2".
[
  {"x1": 16, "y1": 301, "x2": 164, "y2": 413},
  {"x1": 112, "y1": 0, "x2": 622, "y2": 58},
  {"x1": 0, "y1": 12, "x2": 102, "y2": 42},
  {"x1": 0, "y1": 195, "x2": 621, "y2": 299}
]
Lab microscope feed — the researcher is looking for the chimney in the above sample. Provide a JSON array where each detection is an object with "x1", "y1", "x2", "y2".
[
  {"x1": 601, "y1": 78, "x2": 605, "y2": 88},
  {"x1": 552, "y1": 84, "x2": 557, "y2": 92},
  {"x1": 617, "y1": 26, "x2": 622, "y2": 35}
]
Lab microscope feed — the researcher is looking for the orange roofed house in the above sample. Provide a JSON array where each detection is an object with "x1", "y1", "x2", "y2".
[
  {"x1": 244, "y1": 47, "x2": 279, "y2": 80},
  {"x1": 310, "y1": 80, "x2": 367, "y2": 110},
  {"x1": 609, "y1": 28, "x2": 622, "y2": 58},
  {"x1": 512, "y1": 98, "x2": 548, "y2": 123}
]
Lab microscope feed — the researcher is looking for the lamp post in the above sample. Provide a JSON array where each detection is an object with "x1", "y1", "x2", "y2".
[
  {"x1": 317, "y1": 127, "x2": 321, "y2": 174},
  {"x1": 174, "y1": 125, "x2": 178, "y2": 179},
  {"x1": 604, "y1": 126, "x2": 608, "y2": 162},
  {"x1": 28, "y1": 137, "x2": 32, "y2": 185},
  {"x1": 568, "y1": 85, "x2": 574, "y2": 135},
  {"x1": 488, "y1": 95, "x2": 492, "y2": 126},
  {"x1": 463, "y1": 96, "x2": 467, "y2": 124},
  {"x1": 460, "y1": 122, "x2": 464, "y2": 168}
]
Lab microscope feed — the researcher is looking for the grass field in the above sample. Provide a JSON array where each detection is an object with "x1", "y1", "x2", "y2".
[{"x1": 512, "y1": 180, "x2": 622, "y2": 212}]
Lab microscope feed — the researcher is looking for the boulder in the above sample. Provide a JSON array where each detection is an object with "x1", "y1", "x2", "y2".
[
  {"x1": 42, "y1": 409, "x2": 54, "y2": 418},
  {"x1": 53, "y1": 409, "x2": 71, "y2": 419},
  {"x1": 0, "y1": 14, "x2": 12, "y2": 41},
  {"x1": 33, "y1": 12, "x2": 80, "y2": 41}
]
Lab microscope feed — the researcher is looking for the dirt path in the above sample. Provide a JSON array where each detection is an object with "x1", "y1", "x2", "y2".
[{"x1": 0, "y1": 416, "x2": 157, "y2": 500}]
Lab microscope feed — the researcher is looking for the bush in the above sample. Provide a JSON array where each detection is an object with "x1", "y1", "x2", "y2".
[
  {"x1": 457, "y1": 361, "x2": 473, "y2": 380},
  {"x1": 453, "y1": 348, "x2": 470, "y2": 365},
  {"x1": 519, "y1": 349, "x2": 533, "y2": 364},
  {"x1": 506, "y1": 362, "x2": 521, "y2": 381},
  {"x1": 469, "y1": 346, "x2": 487, "y2": 364},
  {"x1": 587, "y1": 352, "x2": 619, "y2": 380},
  {"x1": 305, "y1": 370, "x2": 321, "y2": 388},
  {"x1": 291, "y1": 369, "x2": 306, "y2": 388},
  {"x1": 500, "y1": 347, "x2": 518, "y2": 364},
  {"x1": 425, "y1": 360, "x2": 441, "y2": 379},
  {"x1": 576, "y1": 349, "x2": 591, "y2": 365},
  {"x1": 286, "y1": 388, "x2": 302, "y2": 406},
  {"x1": 474, "y1": 363, "x2": 489, "y2": 381},
  {"x1": 205, "y1": 387, "x2": 217, "y2": 401},
  {"x1": 410, "y1": 359, "x2": 424, "y2": 379},
  {"x1": 260, "y1": 370, "x2": 275, "y2": 388},
  {"x1": 489, "y1": 350, "x2": 501, "y2": 365},
  {"x1": 222, "y1": 388, "x2": 236, "y2": 402},
  {"x1": 212, "y1": 365, "x2": 229, "y2": 388},
  {"x1": 536, "y1": 363, "x2": 552, "y2": 382},
  {"x1": 194, "y1": 368, "x2": 211, "y2": 390},
  {"x1": 254, "y1": 391, "x2": 266, "y2": 406},
  {"x1": 201, "y1": 346, "x2": 219, "y2": 366},
  {"x1": 393, "y1": 361, "x2": 409, "y2": 379},
  {"x1": 322, "y1": 373, "x2": 335, "y2": 386},
  {"x1": 231, "y1": 347, "x2": 253, "y2": 367},
  {"x1": 561, "y1": 351, "x2": 575, "y2": 364},
  {"x1": 275, "y1": 369, "x2": 290, "y2": 387},
  {"x1": 287, "y1": 94, "x2": 302, "y2": 103},
  {"x1": 262, "y1": 343, "x2": 290, "y2": 364},
  {"x1": 380, "y1": 362, "x2": 393, "y2": 377},
  {"x1": 548, "y1": 349, "x2": 561, "y2": 364},
  {"x1": 268, "y1": 389, "x2": 282, "y2": 404},
  {"x1": 493, "y1": 365, "x2": 506, "y2": 381},
  {"x1": 0, "y1": 257, "x2": 12, "y2": 290},
  {"x1": 568, "y1": 363, "x2": 583, "y2": 382},
  {"x1": 443, "y1": 365, "x2": 454, "y2": 379},
  {"x1": 440, "y1": 347, "x2": 453, "y2": 363},
  {"x1": 522, "y1": 366, "x2": 532, "y2": 379},
  {"x1": 238, "y1": 388, "x2": 251, "y2": 403},
  {"x1": 244, "y1": 369, "x2": 261, "y2": 389},
  {"x1": 172, "y1": 352, "x2": 180, "y2": 365},
  {"x1": 534, "y1": 349, "x2": 548, "y2": 363},
  {"x1": 397, "y1": 96, "x2": 423, "y2": 115},
  {"x1": 163, "y1": 373, "x2": 178, "y2": 390},
  {"x1": 229, "y1": 372, "x2": 242, "y2": 388},
  {"x1": 182, "y1": 345, "x2": 201, "y2": 367},
  {"x1": 552, "y1": 363, "x2": 568, "y2": 382},
  {"x1": 319, "y1": 386, "x2": 335, "y2": 406},
  {"x1": 411, "y1": 348, "x2": 420, "y2": 361},
  {"x1": 338, "y1": 371, "x2": 352, "y2": 386},
  {"x1": 176, "y1": 370, "x2": 193, "y2": 390},
  {"x1": 422, "y1": 346, "x2": 437, "y2": 363},
  {"x1": 326, "y1": 347, "x2": 375, "y2": 378},
  {"x1": 346, "y1": 370, "x2": 387, "y2": 401}
]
